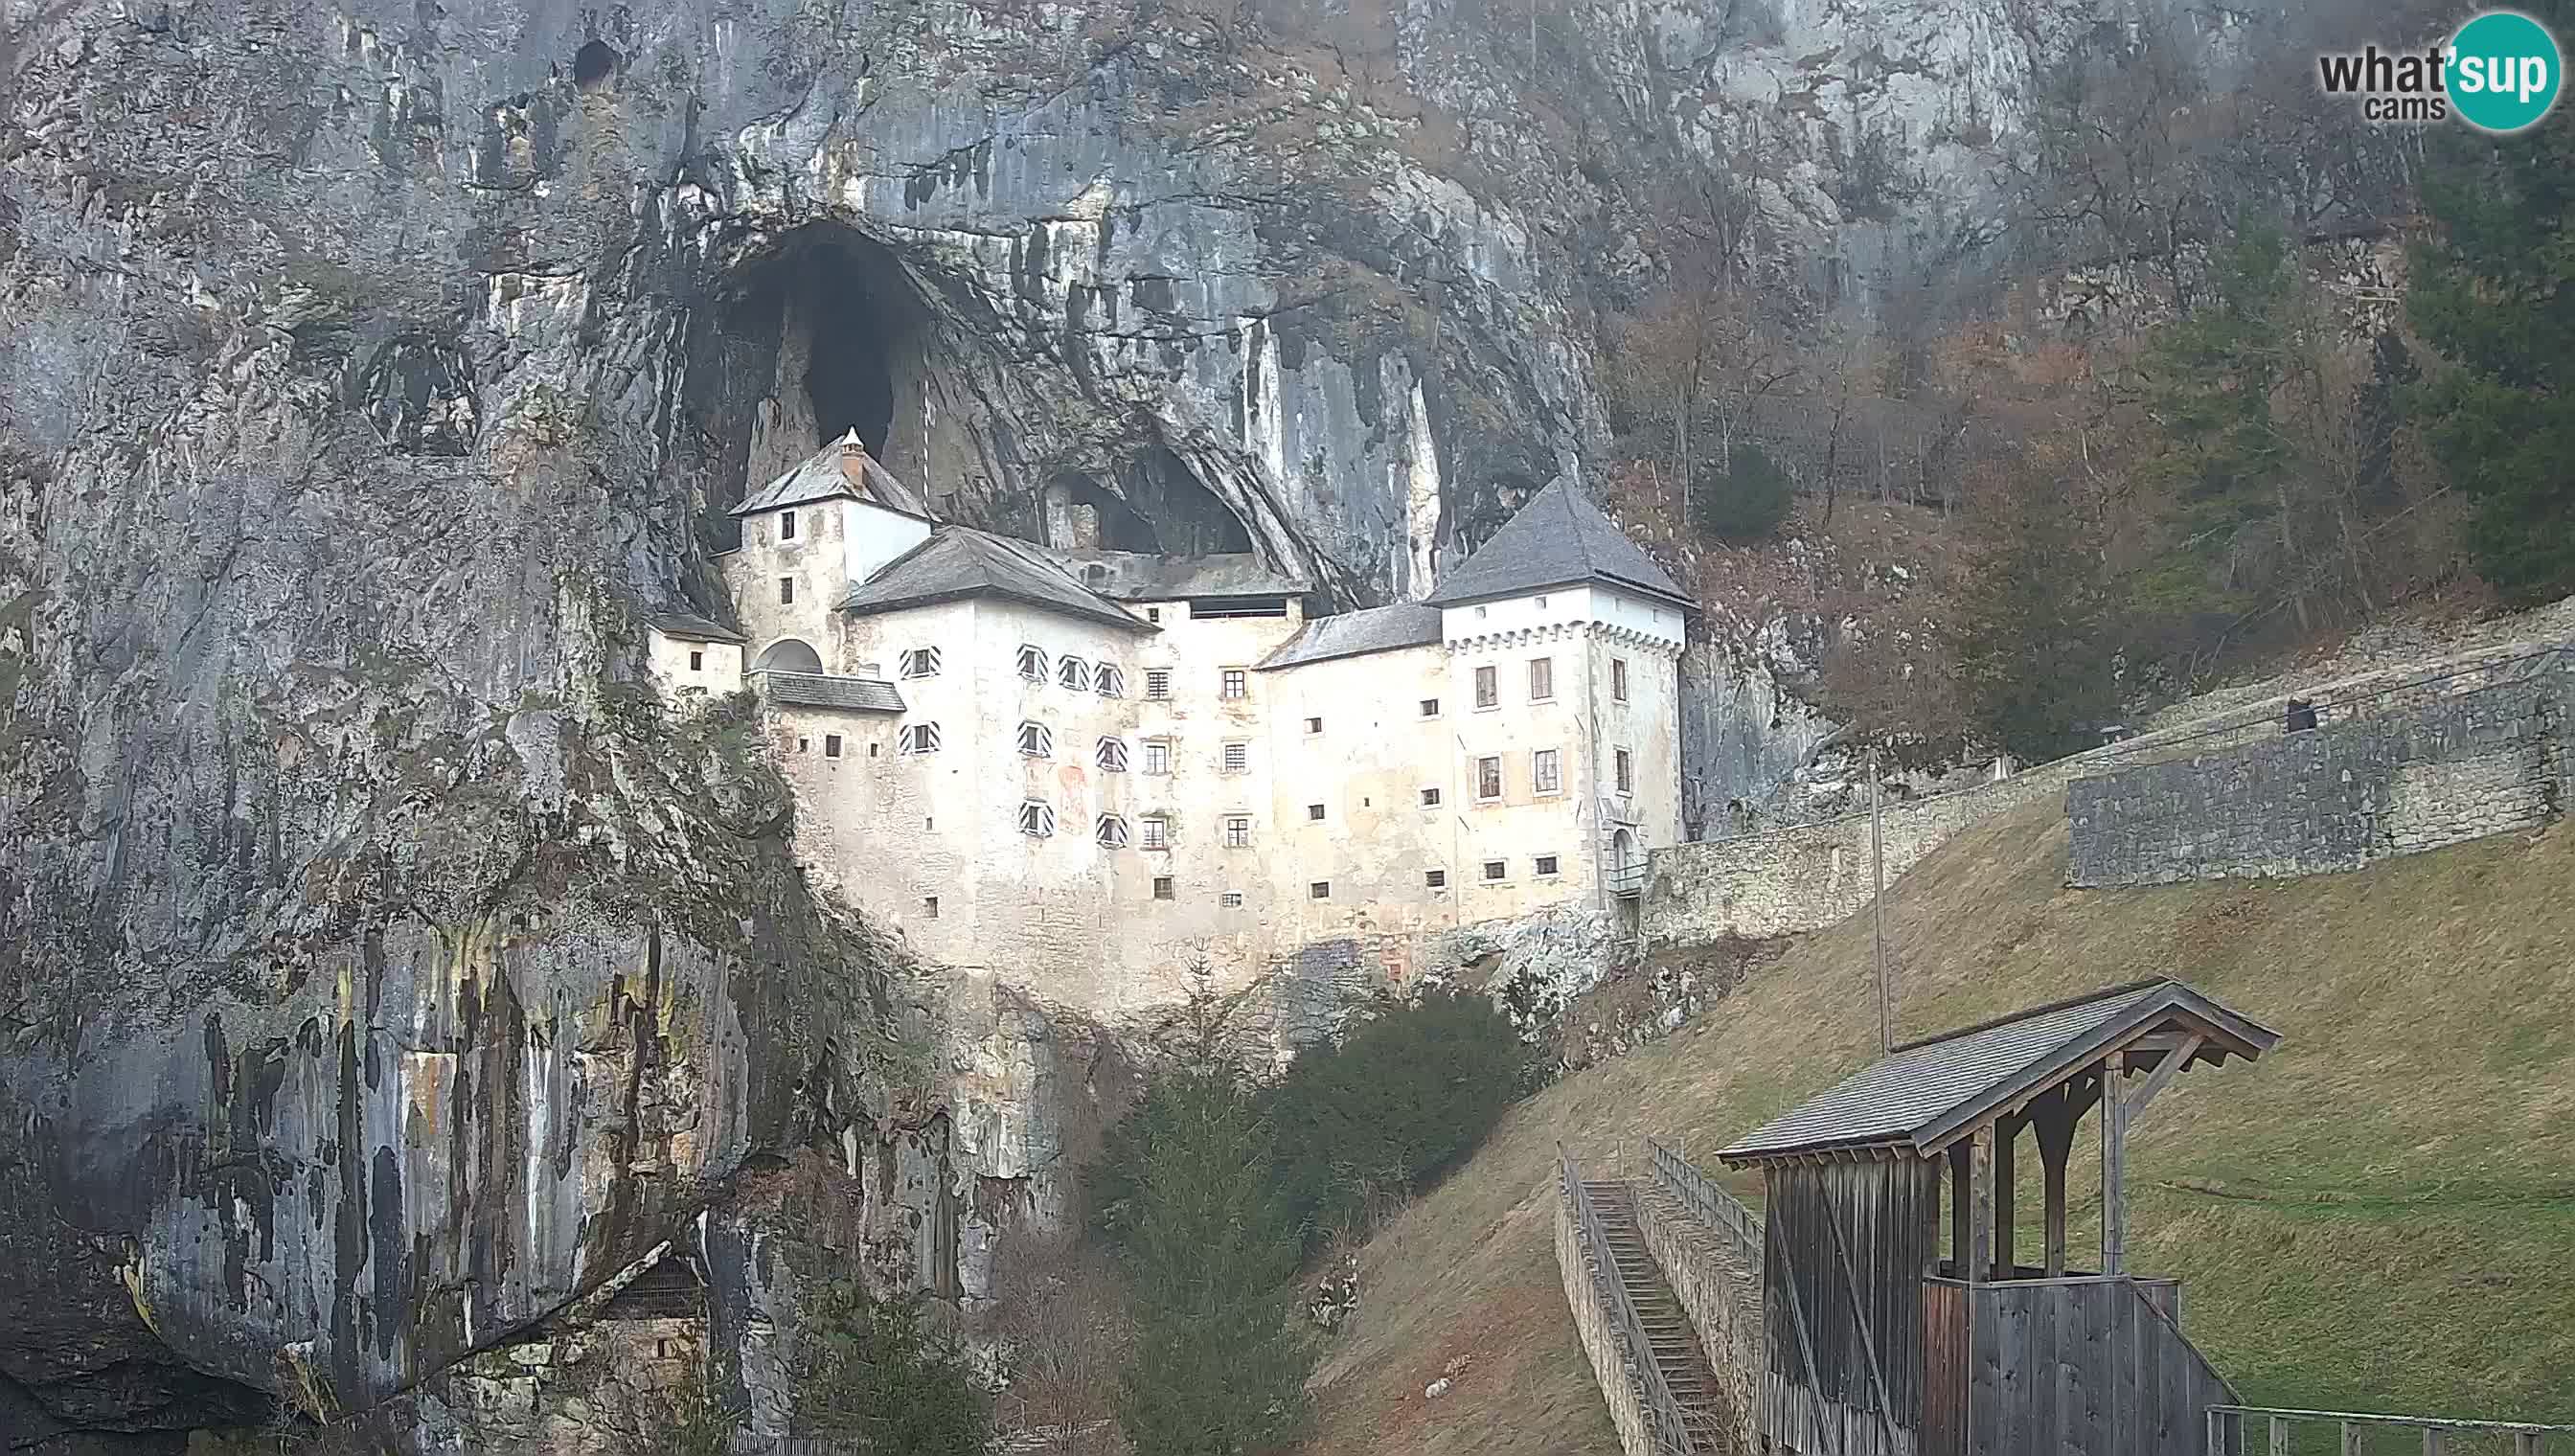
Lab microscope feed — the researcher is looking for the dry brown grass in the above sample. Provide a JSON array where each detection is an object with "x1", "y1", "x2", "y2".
[{"x1": 1307, "y1": 801, "x2": 2575, "y2": 1453}]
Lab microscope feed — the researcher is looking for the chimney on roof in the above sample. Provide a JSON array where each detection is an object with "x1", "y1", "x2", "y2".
[{"x1": 839, "y1": 430, "x2": 870, "y2": 489}]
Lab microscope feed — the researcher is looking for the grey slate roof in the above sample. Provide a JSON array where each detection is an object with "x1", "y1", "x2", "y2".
[
  {"x1": 1044, "y1": 548, "x2": 1308, "y2": 601},
  {"x1": 1716, "y1": 978, "x2": 2281, "y2": 1165},
  {"x1": 1257, "y1": 602, "x2": 1444, "y2": 671},
  {"x1": 731, "y1": 431, "x2": 930, "y2": 518},
  {"x1": 648, "y1": 611, "x2": 745, "y2": 644},
  {"x1": 760, "y1": 671, "x2": 905, "y2": 714},
  {"x1": 1424, "y1": 479, "x2": 1692, "y2": 609},
  {"x1": 840, "y1": 528, "x2": 1153, "y2": 633}
]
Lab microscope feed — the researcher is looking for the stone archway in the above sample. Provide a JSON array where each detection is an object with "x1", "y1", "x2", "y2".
[{"x1": 754, "y1": 637, "x2": 824, "y2": 673}]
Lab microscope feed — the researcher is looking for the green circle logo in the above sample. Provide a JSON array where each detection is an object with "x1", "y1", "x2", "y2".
[{"x1": 2449, "y1": 11, "x2": 2563, "y2": 132}]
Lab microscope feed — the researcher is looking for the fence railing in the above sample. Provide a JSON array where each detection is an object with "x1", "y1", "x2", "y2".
[
  {"x1": 1648, "y1": 1135, "x2": 1764, "y2": 1271},
  {"x1": 2208, "y1": 1406, "x2": 2575, "y2": 1455},
  {"x1": 1561, "y1": 1148, "x2": 1701, "y2": 1455}
]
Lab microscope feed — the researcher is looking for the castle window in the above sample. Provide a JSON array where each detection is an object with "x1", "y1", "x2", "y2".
[
  {"x1": 1096, "y1": 737, "x2": 1129, "y2": 772},
  {"x1": 1536, "y1": 854, "x2": 1561, "y2": 876},
  {"x1": 1306, "y1": 803, "x2": 1325, "y2": 822},
  {"x1": 1476, "y1": 756, "x2": 1502, "y2": 801},
  {"x1": 824, "y1": 735, "x2": 843, "y2": 759},
  {"x1": 1152, "y1": 875, "x2": 1174, "y2": 899},
  {"x1": 779, "y1": 577, "x2": 795, "y2": 604},
  {"x1": 1420, "y1": 698, "x2": 1440, "y2": 718},
  {"x1": 1615, "y1": 748, "x2": 1633, "y2": 794},
  {"x1": 1534, "y1": 748, "x2": 1561, "y2": 796},
  {"x1": 1220, "y1": 891, "x2": 1244, "y2": 908},
  {"x1": 1096, "y1": 664, "x2": 1125, "y2": 697},
  {"x1": 1017, "y1": 721, "x2": 1054, "y2": 758},
  {"x1": 1145, "y1": 669, "x2": 1172, "y2": 699},
  {"x1": 900, "y1": 648, "x2": 942, "y2": 679},
  {"x1": 1535, "y1": 594, "x2": 1548, "y2": 608},
  {"x1": 1304, "y1": 716, "x2": 1323, "y2": 735},
  {"x1": 1223, "y1": 815, "x2": 1251, "y2": 848},
  {"x1": 1141, "y1": 815, "x2": 1170, "y2": 850},
  {"x1": 795, "y1": 737, "x2": 809, "y2": 753},
  {"x1": 923, "y1": 896, "x2": 939, "y2": 918},
  {"x1": 1059, "y1": 656, "x2": 1092, "y2": 692},
  {"x1": 781, "y1": 511, "x2": 797, "y2": 541},
  {"x1": 1529, "y1": 656, "x2": 1554, "y2": 702},
  {"x1": 1147, "y1": 607, "x2": 1163, "y2": 624},
  {"x1": 1483, "y1": 859, "x2": 1507, "y2": 881},
  {"x1": 689, "y1": 650, "x2": 703, "y2": 671},
  {"x1": 1220, "y1": 668, "x2": 1246, "y2": 699},
  {"x1": 1310, "y1": 881, "x2": 1331, "y2": 899},
  {"x1": 1096, "y1": 814, "x2": 1129, "y2": 849},
  {"x1": 1143, "y1": 739, "x2": 1172, "y2": 775},
  {"x1": 1016, "y1": 644, "x2": 1049, "y2": 681},
  {"x1": 1018, "y1": 801, "x2": 1056, "y2": 837},
  {"x1": 1474, "y1": 665, "x2": 1497, "y2": 709},
  {"x1": 1420, "y1": 786, "x2": 1441, "y2": 808},
  {"x1": 1611, "y1": 657, "x2": 1629, "y2": 702},
  {"x1": 1222, "y1": 741, "x2": 1248, "y2": 774},
  {"x1": 1424, "y1": 869, "x2": 1447, "y2": 889},
  {"x1": 898, "y1": 723, "x2": 941, "y2": 755}
]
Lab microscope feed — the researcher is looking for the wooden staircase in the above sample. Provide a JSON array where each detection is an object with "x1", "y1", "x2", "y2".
[{"x1": 1585, "y1": 1179, "x2": 1736, "y2": 1453}]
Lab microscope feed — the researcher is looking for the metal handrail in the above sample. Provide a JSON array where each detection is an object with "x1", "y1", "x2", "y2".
[
  {"x1": 2207, "y1": 1406, "x2": 2575, "y2": 1455},
  {"x1": 1561, "y1": 1149, "x2": 1702, "y2": 1455},
  {"x1": 1648, "y1": 1135, "x2": 1764, "y2": 1272}
]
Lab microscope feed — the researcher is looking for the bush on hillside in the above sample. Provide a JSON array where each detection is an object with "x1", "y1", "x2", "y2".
[
  {"x1": 791, "y1": 1279, "x2": 991, "y2": 1454},
  {"x1": 1263, "y1": 989, "x2": 1540, "y2": 1255},
  {"x1": 1688, "y1": 442, "x2": 1797, "y2": 542}
]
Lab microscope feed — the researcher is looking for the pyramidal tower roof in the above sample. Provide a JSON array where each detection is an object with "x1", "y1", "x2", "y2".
[
  {"x1": 731, "y1": 430, "x2": 929, "y2": 519},
  {"x1": 1424, "y1": 479, "x2": 1691, "y2": 609}
]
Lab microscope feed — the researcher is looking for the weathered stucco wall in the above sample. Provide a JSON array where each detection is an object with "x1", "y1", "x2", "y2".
[
  {"x1": 2066, "y1": 661, "x2": 2569, "y2": 888},
  {"x1": 1633, "y1": 1187, "x2": 1761, "y2": 1455}
]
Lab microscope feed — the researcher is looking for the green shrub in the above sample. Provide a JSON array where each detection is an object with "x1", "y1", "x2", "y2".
[
  {"x1": 791, "y1": 1280, "x2": 991, "y2": 1454},
  {"x1": 1262, "y1": 989, "x2": 1538, "y2": 1254},
  {"x1": 1688, "y1": 442, "x2": 1796, "y2": 541}
]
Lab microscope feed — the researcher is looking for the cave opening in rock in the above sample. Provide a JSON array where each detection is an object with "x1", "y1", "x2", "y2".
[
  {"x1": 1043, "y1": 451, "x2": 1252, "y2": 556},
  {"x1": 572, "y1": 39, "x2": 618, "y2": 90},
  {"x1": 787, "y1": 230, "x2": 926, "y2": 460}
]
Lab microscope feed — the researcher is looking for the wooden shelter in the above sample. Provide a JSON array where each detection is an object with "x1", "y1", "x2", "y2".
[{"x1": 1715, "y1": 978, "x2": 2281, "y2": 1456}]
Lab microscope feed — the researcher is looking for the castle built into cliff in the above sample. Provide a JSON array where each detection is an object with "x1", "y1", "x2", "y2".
[{"x1": 648, "y1": 434, "x2": 1688, "y2": 1020}]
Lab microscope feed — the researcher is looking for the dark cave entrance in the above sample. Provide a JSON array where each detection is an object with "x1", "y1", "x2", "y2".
[
  {"x1": 1047, "y1": 448, "x2": 1252, "y2": 555},
  {"x1": 790, "y1": 229, "x2": 928, "y2": 459}
]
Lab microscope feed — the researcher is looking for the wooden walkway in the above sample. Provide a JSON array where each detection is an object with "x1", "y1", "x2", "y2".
[{"x1": 1586, "y1": 1179, "x2": 1737, "y2": 1452}]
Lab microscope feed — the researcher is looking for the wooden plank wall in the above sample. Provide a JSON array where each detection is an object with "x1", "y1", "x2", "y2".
[
  {"x1": 1939, "y1": 1276, "x2": 2234, "y2": 1456},
  {"x1": 1759, "y1": 1160, "x2": 1941, "y2": 1456}
]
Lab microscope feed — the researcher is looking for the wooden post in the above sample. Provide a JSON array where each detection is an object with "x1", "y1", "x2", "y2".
[
  {"x1": 2101, "y1": 1056, "x2": 2129, "y2": 1275},
  {"x1": 1993, "y1": 1115, "x2": 2017, "y2": 1280},
  {"x1": 1968, "y1": 1125, "x2": 1994, "y2": 1285},
  {"x1": 1950, "y1": 1140, "x2": 1972, "y2": 1280},
  {"x1": 2031, "y1": 1084, "x2": 2079, "y2": 1278}
]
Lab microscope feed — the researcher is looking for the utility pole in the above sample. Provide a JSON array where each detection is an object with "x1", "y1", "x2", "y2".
[{"x1": 1872, "y1": 746, "x2": 1891, "y2": 1054}]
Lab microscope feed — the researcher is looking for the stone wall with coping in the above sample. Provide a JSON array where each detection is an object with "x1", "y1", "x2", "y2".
[
  {"x1": 1644, "y1": 641, "x2": 2573, "y2": 945},
  {"x1": 1555, "y1": 1186, "x2": 1655, "y2": 1456},
  {"x1": 1633, "y1": 1186, "x2": 1761, "y2": 1454},
  {"x1": 2066, "y1": 660, "x2": 2568, "y2": 887}
]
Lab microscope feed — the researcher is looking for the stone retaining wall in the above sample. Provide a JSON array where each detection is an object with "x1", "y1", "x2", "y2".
[
  {"x1": 2067, "y1": 661, "x2": 2569, "y2": 887},
  {"x1": 1555, "y1": 1188, "x2": 1655, "y2": 1456},
  {"x1": 1633, "y1": 1187, "x2": 1762, "y2": 1453}
]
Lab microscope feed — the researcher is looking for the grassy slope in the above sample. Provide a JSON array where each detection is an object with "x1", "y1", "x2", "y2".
[{"x1": 1308, "y1": 801, "x2": 2575, "y2": 1453}]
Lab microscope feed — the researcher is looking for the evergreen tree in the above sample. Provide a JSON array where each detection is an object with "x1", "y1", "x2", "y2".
[
  {"x1": 1262, "y1": 990, "x2": 1537, "y2": 1254},
  {"x1": 791, "y1": 1279, "x2": 991, "y2": 1454},
  {"x1": 1113, "y1": 1062, "x2": 1314, "y2": 1456},
  {"x1": 2408, "y1": 59, "x2": 2575, "y2": 605},
  {"x1": 1687, "y1": 441, "x2": 1797, "y2": 542},
  {"x1": 1948, "y1": 467, "x2": 2117, "y2": 762}
]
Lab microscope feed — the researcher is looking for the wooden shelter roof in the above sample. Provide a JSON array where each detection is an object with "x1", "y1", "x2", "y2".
[{"x1": 1716, "y1": 978, "x2": 2279, "y2": 1166}]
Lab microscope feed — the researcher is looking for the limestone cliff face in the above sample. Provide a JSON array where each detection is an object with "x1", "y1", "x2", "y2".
[{"x1": 0, "y1": 0, "x2": 2353, "y2": 1445}]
